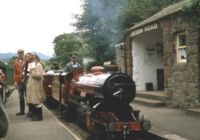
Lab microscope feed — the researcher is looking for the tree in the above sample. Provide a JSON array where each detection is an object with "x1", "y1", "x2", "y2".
[
  {"x1": 74, "y1": 0, "x2": 127, "y2": 65},
  {"x1": 122, "y1": 0, "x2": 182, "y2": 28},
  {"x1": 52, "y1": 33, "x2": 92, "y2": 68},
  {"x1": 182, "y1": 0, "x2": 200, "y2": 27}
]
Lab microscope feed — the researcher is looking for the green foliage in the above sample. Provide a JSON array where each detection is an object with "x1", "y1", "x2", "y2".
[
  {"x1": 52, "y1": 32, "x2": 93, "y2": 69},
  {"x1": 182, "y1": 0, "x2": 200, "y2": 27},
  {"x1": 122, "y1": 0, "x2": 181, "y2": 28},
  {"x1": 74, "y1": 0, "x2": 127, "y2": 65},
  {"x1": 52, "y1": 33, "x2": 84, "y2": 67},
  {"x1": 53, "y1": 33, "x2": 81, "y2": 56}
]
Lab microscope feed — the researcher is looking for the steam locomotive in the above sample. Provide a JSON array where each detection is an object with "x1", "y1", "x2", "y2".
[{"x1": 43, "y1": 66, "x2": 151, "y2": 139}]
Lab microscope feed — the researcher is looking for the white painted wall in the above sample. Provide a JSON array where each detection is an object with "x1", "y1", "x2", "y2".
[{"x1": 132, "y1": 29, "x2": 163, "y2": 91}]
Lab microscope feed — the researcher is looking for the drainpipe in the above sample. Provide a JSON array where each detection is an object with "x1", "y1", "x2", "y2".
[
  {"x1": 198, "y1": 28, "x2": 200, "y2": 102},
  {"x1": 123, "y1": 39, "x2": 127, "y2": 74},
  {"x1": 123, "y1": 36, "x2": 132, "y2": 76}
]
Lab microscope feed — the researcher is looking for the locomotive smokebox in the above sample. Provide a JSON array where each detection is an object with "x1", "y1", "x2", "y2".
[{"x1": 103, "y1": 73, "x2": 136, "y2": 104}]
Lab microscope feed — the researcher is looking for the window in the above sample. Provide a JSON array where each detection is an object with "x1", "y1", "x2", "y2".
[{"x1": 176, "y1": 32, "x2": 187, "y2": 63}]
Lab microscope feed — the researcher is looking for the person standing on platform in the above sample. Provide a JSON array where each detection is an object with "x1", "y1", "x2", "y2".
[
  {"x1": 26, "y1": 54, "x2": 44, "y2": 121},
  {"x1": 14, "y1": 49, "x2": 26, "y2": 115},
  {"x1": 64, "y1": 53, "x2": 81, "y2": 73},
  {"x1": 22, "y1": 52, "x2": 32, "y2": 117}
]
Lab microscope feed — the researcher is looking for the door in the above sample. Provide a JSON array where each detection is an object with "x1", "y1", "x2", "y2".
[{"x1": 157, "y1": 69, "x2": 164, "y2": 90}]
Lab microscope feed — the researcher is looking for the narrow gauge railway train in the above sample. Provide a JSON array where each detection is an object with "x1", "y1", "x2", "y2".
[{"x1": 43, "y1": 66, "x2": 151, "y2": 140}]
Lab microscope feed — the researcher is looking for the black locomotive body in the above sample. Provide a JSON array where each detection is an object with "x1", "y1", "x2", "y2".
[{"x1": 44, "y1": 66, "x2": 151, "y2": 139}]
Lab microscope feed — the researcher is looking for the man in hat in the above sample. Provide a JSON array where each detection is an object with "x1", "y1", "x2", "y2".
[{"x1": 14, "y1": 48, "x2": 26, "y2": 115}]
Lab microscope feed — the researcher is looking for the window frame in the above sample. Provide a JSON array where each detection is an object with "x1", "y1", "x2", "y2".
[{"x1": 176, "y1": 32, "x2": 187, "y2": 63}]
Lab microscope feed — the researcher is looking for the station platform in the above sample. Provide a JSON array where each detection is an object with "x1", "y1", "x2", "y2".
[
  {"x1": 5, "y1": 90, "x2": 80, "y2": 140},
  {"x1": 131, "y1": 102, "x2": 200, "y2": 140}
]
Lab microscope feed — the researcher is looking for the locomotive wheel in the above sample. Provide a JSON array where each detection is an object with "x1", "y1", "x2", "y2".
[
  {"x1": 96, "y1": 131, "x2": 121, "y2": 140},
  {"x1": 76, "y1": 113, "x2": 86, "y2": 128},
  {"x1": 76, "y1": 105, "x2": 88, "y2": 127},
  {"x1": 59, "y1": 104, "x2": 68, "y2": 115},
  {"x1": 44, "y1": 96, "x2": 58, "y2": 109},
  {"x1": 63, "y1": 103, "x2": 77, "y2": 121}
]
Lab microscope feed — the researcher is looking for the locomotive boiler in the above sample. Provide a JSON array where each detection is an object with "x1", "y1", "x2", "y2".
[{"x1": 44, "y1": 66, "x2": 151, "y2": 139}]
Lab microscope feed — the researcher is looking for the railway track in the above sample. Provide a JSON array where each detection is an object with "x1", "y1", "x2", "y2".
[{"x1": 44, "y1": 103, "x2": 167, "y2": 140}]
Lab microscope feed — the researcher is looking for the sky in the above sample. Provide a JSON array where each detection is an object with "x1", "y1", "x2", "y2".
[{"x1": 0, "y1": 0, "x2": 83, "y2": 56}]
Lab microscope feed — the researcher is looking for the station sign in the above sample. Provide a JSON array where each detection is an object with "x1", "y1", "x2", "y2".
[{"x1": 130, "y1": 23, "x2": 159, "y2": 37}]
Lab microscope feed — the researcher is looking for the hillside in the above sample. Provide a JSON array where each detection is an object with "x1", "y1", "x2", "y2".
[{"x1": 0, "y1": 52, "x2": 51, "y2": 60}]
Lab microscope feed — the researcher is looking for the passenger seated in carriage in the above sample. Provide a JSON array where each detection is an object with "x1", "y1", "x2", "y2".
[{"x1": 64, "y1": 53, "x2": 81, "y2": 73}]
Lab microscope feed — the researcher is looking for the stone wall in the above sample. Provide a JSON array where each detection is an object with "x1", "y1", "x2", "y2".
[{"x1": 162, "y1": 14, "x2": 200, "y2": 108}]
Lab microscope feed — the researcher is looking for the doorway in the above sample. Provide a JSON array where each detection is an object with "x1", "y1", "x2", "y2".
[{"x1": 157, "y1": 69, "x2": 164, "y2": 90}]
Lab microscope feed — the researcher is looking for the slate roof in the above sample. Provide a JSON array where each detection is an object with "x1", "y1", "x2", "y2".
[{"x1": 129, "y1": 0, "x2": 191, "y2": 31}]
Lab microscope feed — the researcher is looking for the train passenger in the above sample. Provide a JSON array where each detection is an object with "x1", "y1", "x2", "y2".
[
  {"x1": 64, "y1": 53, "x2": 81, "y2": 73},
  {"x1": 22, "y1": 52, "x2": 32, "y2": 117},
  {"x1": 26, "y1": 54, "x2": 44, "y2": 121},
  {"x1": 0, "y1": 96, "x2": 9, "y2": 139},
  {"x1": 14, "y1": 48, "x2": 26, "y2": 115}
]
